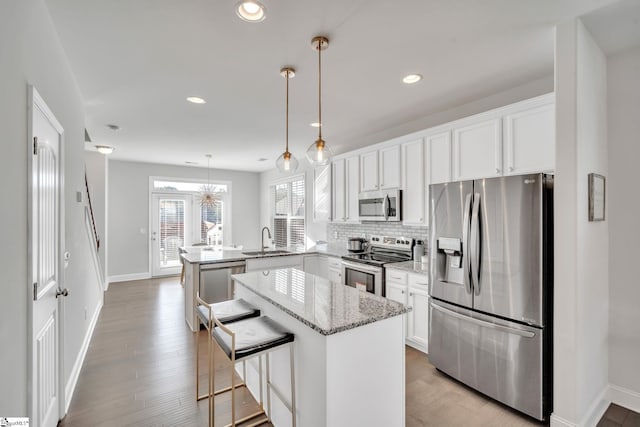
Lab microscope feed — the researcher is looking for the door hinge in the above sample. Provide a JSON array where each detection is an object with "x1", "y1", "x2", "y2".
[
  {"x1": 33, "y1": 137, "x2": 38, "y2": 155},
  {"x1": 33, "y1": 282, "x2": 38, "y2": 300}
]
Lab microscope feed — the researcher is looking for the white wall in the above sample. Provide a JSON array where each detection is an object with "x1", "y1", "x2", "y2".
[
  {"x1": 108, "y1": 160, "x2": 260, "y2": 278},
  {"x1": 0, "y1": 0, "x2": 103, "y2": 415},
  {"x1": 553, "y1": 18, "x2": 609, "y2": 427},
  {"x1": 85, "y1": 151, "x2": 108, "y2": 283},
  {"x1": 607, "y1": 45, "x2": 640, "y2": 408}
]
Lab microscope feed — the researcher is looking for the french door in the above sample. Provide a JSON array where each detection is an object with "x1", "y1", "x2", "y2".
[{"x1": 151, "y1": 194, "x2": 192, "y2": 277}]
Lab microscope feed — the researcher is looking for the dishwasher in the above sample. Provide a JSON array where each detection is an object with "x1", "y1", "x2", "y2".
[{"x1": 199, "y1": 261, "x2": 246, "y2": 304}]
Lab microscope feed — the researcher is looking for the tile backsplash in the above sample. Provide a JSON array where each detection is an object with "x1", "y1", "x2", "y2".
[{"x1": 326, "y1": 222, "x2": 429, "y2": 249}]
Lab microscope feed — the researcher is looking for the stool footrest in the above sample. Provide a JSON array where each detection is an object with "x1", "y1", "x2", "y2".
[
  {"x1": 222, "y1": 409, "x2": 266, "y2": 427},
  {"x1": 197, "y1": 383, "x2": 246, "y2": 401}
]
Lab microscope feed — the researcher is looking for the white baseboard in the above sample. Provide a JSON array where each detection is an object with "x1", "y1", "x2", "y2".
[
  {"x1": 64, "y1": 298, "x2": 103, "y2": 413},
  {"x1": 579, "y1": 386, "x2": 610, "y2": 427},
  {"x1": 609, "y1": 384, "x2": 640, "y2": 414},
  {"x1": 405, "y1": 339, "x2": 427, "y2": 354},
  {"x1": 107, "y1": 272, "x2": 151, "y2": 283},
  {"x1": 550, "y1": 414, "x2": 576, "y2": 427}
]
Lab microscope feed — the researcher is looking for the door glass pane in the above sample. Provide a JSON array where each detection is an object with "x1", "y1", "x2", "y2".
[
  {"x1": 359, "y1": 198, "x2": 384, "y2": 217},
  {"x1": 160, "y1": 199, "x2": 185, "y2": 267},
  {"x1": 200, "y1": 202, "x2": 223, "y2": 246}
]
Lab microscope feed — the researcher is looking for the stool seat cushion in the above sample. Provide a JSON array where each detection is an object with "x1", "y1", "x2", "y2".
[
  {"x1": 197, "y1": 298, "x2": 260, "y2": 327},
  {"x1": 212, "y1": 316, "x2": 294, "y2": 361}
]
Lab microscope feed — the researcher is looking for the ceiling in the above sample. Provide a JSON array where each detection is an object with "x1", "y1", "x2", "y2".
[{"x1": 46, "y1": 0, "x2": 618, "y2": 172}]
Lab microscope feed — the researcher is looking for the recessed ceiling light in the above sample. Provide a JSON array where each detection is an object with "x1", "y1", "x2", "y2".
[
  {"x1": 186, "y1": 96, "x2": 206, "y2": 104},
  {"x1": 185, "y1": 161, "x2": 199, "y2": 165},
  {"x1": 257, "y1": 158, "x2": 268, "y2": 162},
  {"x1": 236, "y1": 1, "x2": 266, "y2": 22},
  {"x1": 106, "y1": 124, "x2": 121, "y2": 131},
  {"x1": 310, "y1": 122, "x2": 321, "y2": 128},
  {"x1": 402, "y1": 74, "x2": 422, "y2": 84},
  {"x1": 95, "y1": 145, "x2": 115, "y2": 155}
]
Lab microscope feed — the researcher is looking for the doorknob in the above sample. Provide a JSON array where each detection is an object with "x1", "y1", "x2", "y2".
[{"x1": 56, "y1": 288, "x2": 69, "y2": 298}]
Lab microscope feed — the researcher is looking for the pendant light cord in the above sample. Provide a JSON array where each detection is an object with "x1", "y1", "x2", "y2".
[
  {"x1": 317, "y1": 38, "x2": 322, "y2": 140},
  {"x1": 286, "y1": 70, "x2": 289, "y2": 153}
]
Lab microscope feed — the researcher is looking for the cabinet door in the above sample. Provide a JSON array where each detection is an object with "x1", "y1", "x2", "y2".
[
  {"x1": 345, "y1": 156, "x2": 360, "y2": 222},
  {"x1": 380, "y1": 145, "x2": 400, "y2": 189},
  {"x1": 503, "y1": 103, "x2": 555, "y2": 175},
  {"x1": 327, "y1": 267, "x2": 342, "y2": 284},
  {"x1": 332, "y1": 159, "x2": 346, "y2": 222},
  {"x1": 402, "y1": 139, "x2": 426, "y2": 225},
  {"x1": 313, "y1": 165, "x2": 332, "y2": 222},
  {"x1": 426, "y1": 131, "x2": 452, "y2": 184},
  {"x1": 453, "y1": 118, "x2": 502, "y2": 181},
  {"x1": 303, "y1": 255, "x2": 328, "y2": 278},
  {"x1": 385, "y1": 282, "x2": 407, "y2": 305},
  {"x1": 408, "y1": 286, "x2": 429, "y2": 352},
  {"x1": 360, "y1": 151, "x2": 379, "y2": 192}
]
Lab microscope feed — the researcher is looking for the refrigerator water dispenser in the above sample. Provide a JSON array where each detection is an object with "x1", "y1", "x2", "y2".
[{"x1": 437, "y1": 237, "x2": 464, "y2": 285}]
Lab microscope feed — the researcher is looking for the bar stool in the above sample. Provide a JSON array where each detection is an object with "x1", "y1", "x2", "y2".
[
  {"x1": 208, "y1": 315, "x2": 296, "y2": 427},
  {"x1": 195, "y1": 294, "x2": 261, "y2": 401}
]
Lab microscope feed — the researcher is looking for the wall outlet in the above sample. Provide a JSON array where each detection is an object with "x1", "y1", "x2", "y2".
[
  {"x1": 84, "y1": 307, "x2": 88, "y2": 321},
  {"x1": 333, "y1": 231, "x2": 338, "y2": 239}
]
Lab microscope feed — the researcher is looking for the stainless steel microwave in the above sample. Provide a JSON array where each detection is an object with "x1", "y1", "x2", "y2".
[{"x1": 358, "y1": 190, "x2": 402, "y2": 222}]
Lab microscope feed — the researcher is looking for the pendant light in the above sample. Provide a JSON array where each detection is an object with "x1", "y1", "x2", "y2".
[
  {"x1": 306, "y1": 36, "x2": 333, "y2": 166},
  {"x1": 276, "y1": 67, "x2": 299, "y2": 174},
  {"x1": 199, "y1": 154, "x2": 219, "y2": 207}
]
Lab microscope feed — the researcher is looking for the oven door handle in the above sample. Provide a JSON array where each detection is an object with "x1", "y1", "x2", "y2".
[{"x1": 342, "y1": 260, "x2": 382, "y2": 274}]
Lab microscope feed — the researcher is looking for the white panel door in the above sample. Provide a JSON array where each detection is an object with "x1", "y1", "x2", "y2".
[
  {"x1": 402, "y1": 139, "x2": 426, "y2": 225},
  {"x1": 379, "y1": 145, "x2": 400, "y2": 189},
  {"x1": 453, "y1": 118, "x2": 502, "y2": 181},
  {"x1": 29, "y1": 87, "x2": 64, "y2": 427},
  {"x1": 360, "y1": 151, "x2": 379, "y2": 192},
  {"x1": 332, "y1": 159, "x2": 346, "y2": 222},
  {"x1": 345, "y1": 156, "x2": 360, "y2": 222},
  {"x1": 151, "y1": 194, "x2": 191, "y2": 276},
  {"x1": 503, "y1": 103, "x2": 555, "y2": 175},
  {"x1": 426, "y1": 131, "x2": 452, "y2": 184}
]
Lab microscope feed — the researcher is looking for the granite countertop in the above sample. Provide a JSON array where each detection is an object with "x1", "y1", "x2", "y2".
[
  {"x1": 182, "y1": 242, "x2": 350, "y2": 264},
  {"x1": 232, "y1": 268, "x2": 410, "y2": 336},
  {"x1": 386, "y1": 260, "x2": 430, "y2": 275}
]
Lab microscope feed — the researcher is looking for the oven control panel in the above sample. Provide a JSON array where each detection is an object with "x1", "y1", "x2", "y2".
[{"x1": 370, "y1": 235, "x2": 414, "y2": 251}]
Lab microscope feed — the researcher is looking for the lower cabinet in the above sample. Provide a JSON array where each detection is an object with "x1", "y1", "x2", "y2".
[
  {"x1": 327, "y1": 256, "x2": 343, "y2": 284},
  {"x1": 385, "y1": 268, "x2": 429, "y2": 353},
  {"x1": 303, "y1": 254, "x2": 343, "y2": 284}
]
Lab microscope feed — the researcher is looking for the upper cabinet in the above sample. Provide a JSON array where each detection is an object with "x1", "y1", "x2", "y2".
[
  {"x1": 360, "y1": 151, "x2": 379, "y2": 192},
  {"x1": 332, "y1": 155, "x2": 360, "y2": 223},
  {"x1": 452, "y1": 117, "x2": 502, "y2": 181},
  {"x1": 360, "y1": 146, "x2": 400, "y2": 192},
  {"x1": 402, "y1": 139, "x2": 427, "y2": 226},
  {"x1": 426, "y1": 131, "x2": 452, "y2": 185},
  {"x1": 313, "y1": 164, "x2": 332, "y2": 222},
  {"x1": 379, "y1": 145, "x2": 401, "y2": 190},
  {"x1": 503, "y1": 102, "x2": 555, "y2": 175}
]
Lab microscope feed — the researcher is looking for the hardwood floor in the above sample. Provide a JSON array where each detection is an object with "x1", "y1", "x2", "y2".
[{"x1": 60, "y1": 277, "x2": 637, "y2": 426}]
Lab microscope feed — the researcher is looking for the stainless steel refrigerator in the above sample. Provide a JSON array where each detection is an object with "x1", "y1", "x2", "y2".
[{"x1": 428, "y1": 173, "x2": 553, "y2": 421}]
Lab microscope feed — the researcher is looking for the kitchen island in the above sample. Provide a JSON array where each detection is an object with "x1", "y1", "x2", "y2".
[{"x1": 232, "y1": 268, "x2": 409, "y2": 427}]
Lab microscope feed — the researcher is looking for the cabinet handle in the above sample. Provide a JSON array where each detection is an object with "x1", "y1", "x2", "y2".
[
  {"x1": 509, "y1": 166, "x2": 514, "y2": 172},
  {"x1": 391, "y1": 276, "x2": 402, "y2": 280},
  {"x1": 410, "y1": 292, "x2": 414, "y2": 297},
  {"x1": 495, "y1": 168, "x2": 500, "y2": 174},
  {"x1": 419, "y1": 217, "x2": 423, "y2": 222},
  {"x1": 401, "y1": 290, "x2": 405, "y2": 294}
]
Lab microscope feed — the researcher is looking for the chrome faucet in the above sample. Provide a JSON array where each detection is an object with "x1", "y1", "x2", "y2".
[{"x1": 261, "y1": 226, "x2": 272, "y2": 253}]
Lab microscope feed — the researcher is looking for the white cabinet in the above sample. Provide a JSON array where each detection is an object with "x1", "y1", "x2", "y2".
[
  {"x1": 453, "y1": 117, "x2": 502, "y2": 181},
  {"x1": 327, "y1": 256, "x2": 343, "y2": 284},
  {"x1": 386, "y1": 268, "x2": 429, "y2": 353},
  {"x1": 345, "y1": 156, "x2": 360, "y2": 222},
  {"x1": 426, "y1": 131, "x2": 452, "y2": 185},
  {"x1": 313, "y1": 165, "x2": 332, "y2": 222},
  {"x1": 407, "y1": 274, "x2": 429, "y2": 352},
  {"x1": 503, "y1": 103, "x2": 555, "y2": 175},
  {"x1": 402, "y1": 138, "x2": 427, "y2": 225},
  {"x1": 360, "y1": 146, "x2": 400, "y2": 193},
  {"x1": 246, "y1": 255, "x2": 303, "y2": 272},
  {"x1": 332, "y1": 159, "x2": 346, "y2": 222},
  {"x1": 303, "y1": 255, "x2": 328, "y2": 278},
  {"x1": 360, "y1": 151, "x2": 379, "y2": 192},
  {"x1": 379, "y1": 145, "x2": 400, "y2": 190}
]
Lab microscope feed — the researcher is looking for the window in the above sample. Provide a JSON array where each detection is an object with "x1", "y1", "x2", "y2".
[{"x1": 271, "y1": 177, "x2": 305, "y2": 247}]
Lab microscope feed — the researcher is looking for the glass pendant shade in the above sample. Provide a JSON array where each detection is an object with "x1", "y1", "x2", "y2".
[
  {"x1": 306, "y1": 138, "x2": 332, "y2": 166},
  {"x1": 276, "y1": 150, "x2": 299, "y2": 174}
]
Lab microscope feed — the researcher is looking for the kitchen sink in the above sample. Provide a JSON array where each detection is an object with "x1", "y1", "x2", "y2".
[{"x1": 241, "y1": 250, "x2": 292, "y2": 256}]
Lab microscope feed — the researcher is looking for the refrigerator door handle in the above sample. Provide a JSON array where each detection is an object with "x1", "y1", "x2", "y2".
[
  {"x1": 462, "y1": 193, "x2": 473, "y2": 295},
  {"x1": 430, "y1": 302, "x2": 536, "y2": 338},
  {"x1": 470, "y1": 192, "x2": 481, "y2": 296}
]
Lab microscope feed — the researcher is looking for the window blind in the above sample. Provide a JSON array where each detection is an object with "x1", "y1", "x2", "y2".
[{"x1": 271, "y1": 177, "x2": 305, "y2": 247}]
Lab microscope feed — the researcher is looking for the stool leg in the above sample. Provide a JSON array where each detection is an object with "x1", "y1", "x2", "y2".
[
  {"x1": 266, "y1": 352, "x2": 272, "y2": 422},
  {"x1": 196, "y1": 324, "x2": 200, "y2": 400},
  {"x1": 209, "y1": 335, "x2": 215, "y2": 427},
  {"x1": 290, "y1": 343, "x2": 296, "y2": 427},
  {"x1": 231, "y1": 354, "x2": 236, "y2": 426},
  {"x1": 258, "y1": 355, "x2": 263, "y2": 410}
]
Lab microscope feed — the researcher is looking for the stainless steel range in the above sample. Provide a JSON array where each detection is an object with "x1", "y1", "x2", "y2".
[{"x1": 341, "y1": 235, "x2": 414, "y2": 297}]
